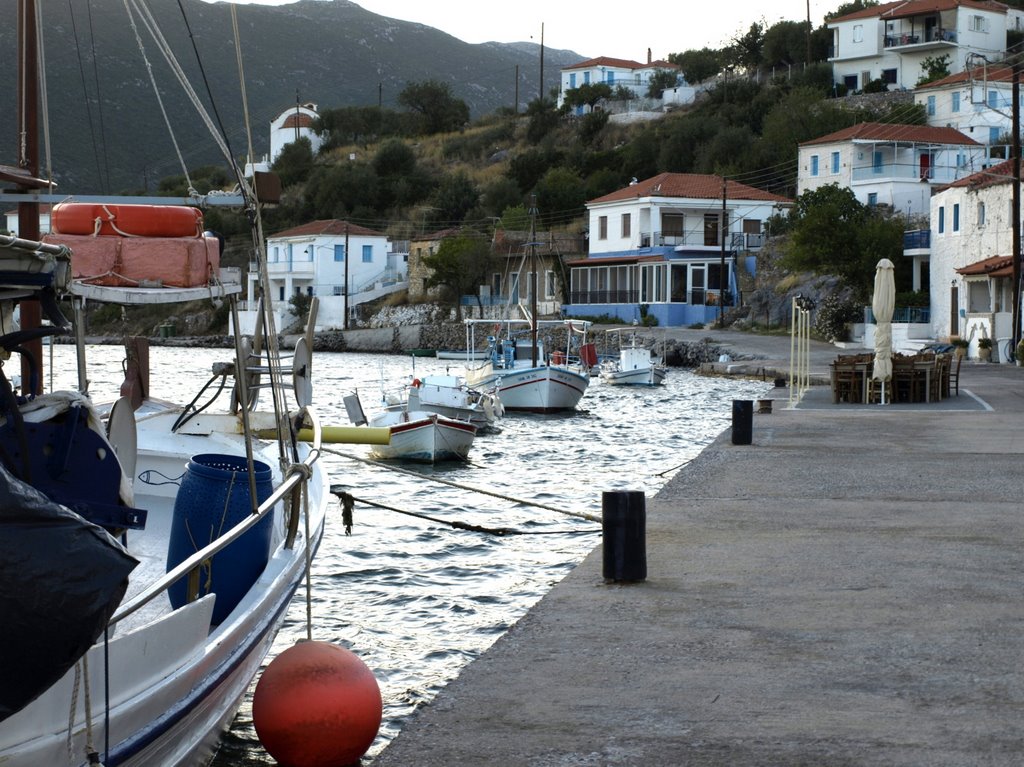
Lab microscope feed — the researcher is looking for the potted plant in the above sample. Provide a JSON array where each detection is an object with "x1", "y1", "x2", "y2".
[
  {"x1": 978, "y1": 336, "x2": 993, "y2": 362},
  {"x1": 951, "y1": 338, "x2": 969, "y2": 359}
]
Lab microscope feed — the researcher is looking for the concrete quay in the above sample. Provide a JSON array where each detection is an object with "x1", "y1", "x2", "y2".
[{"x1": 370, "y1": 338, "x2": 1024, "y2": 767}]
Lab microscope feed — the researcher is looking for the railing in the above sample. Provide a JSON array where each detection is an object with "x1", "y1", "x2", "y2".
[
  {"x1": 851, "y1": 164, "x2": 960, "y2": 183},
  {"x1": 568, "y1": 289, "x2": 732, "y2": 307},
  {"x1": 884, "y1": 29, "x2": 955, "y2": 47},
  {"x1": 903, "y1": 230, "x2": 930, "y2": 250},
  {"x1": 731, "y1": 232, "x2": 765, "y2": 250},
  {"x1": 868, "y1": 306, "x2": 931, "y2": 323}
]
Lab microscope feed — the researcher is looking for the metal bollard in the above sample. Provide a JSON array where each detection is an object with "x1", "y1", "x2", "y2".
[
  {"x1": 731, "y1": 399, "x2": 753, "y2": 445},
  {"x1": 602, "y1": 490, "x2": 646, "y2": 582}
]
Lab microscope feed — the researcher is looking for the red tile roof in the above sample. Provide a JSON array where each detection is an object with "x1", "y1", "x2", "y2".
[
  {"x1": 830, "y1": 0, "x2": 1009, "y2": 23},
  {"x1": 940, "y1": 157, "x2": 1017, "y2": 190},
  {"x1": 801, "y1": 122, "x2": 981, "y2": 146},
  {"x1": 563, "y1": 56, "x2": 646, "y2": 71},
  {"x1": 281, "y1": 113, "x2": 316, "y2": 129},
  {"x1": 269, "y1": 219, "x2": 385, "y2": 238},
  {"x1": 918, "y1": 64, "x2": 1014, "y2": 89},
  {"x1": 588, "y1": 173, "x2": 791, "y2": 205},
  {"x1": 957, "y1": 255, "x2": 1014, "y2": 277}
]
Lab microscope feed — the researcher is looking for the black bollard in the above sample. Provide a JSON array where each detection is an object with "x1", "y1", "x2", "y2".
[
  {"x1": 602, "y1": 490, "x2": 646, "y2": 582},
  {"x1": 732, "y1": 399, "x2": 753, "y2": 445}
]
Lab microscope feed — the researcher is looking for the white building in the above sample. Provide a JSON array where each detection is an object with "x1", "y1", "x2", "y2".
[
  {"x1": 916, "y1": 64, "x2": 1018, "y2": 149},
  {"x1": 244, "y1": 102, "x2": 323, "y2": 176},
  {"x1": 828, "y1": 0, "x2": 1024, "y2": 93},
  {"x1": 564, "y1": 173, "x2": 791, "y2": 327},
  {"x1": 3, "y1": 206, "x2": 51, "y2": 236},
  {"x1": 235, "y1": 219, "x2": 406, "y2": 333},
  {"x1": 797, "y1": 122, "x2": 985, "y2": 217},
  {"x1": 557, "y1": 55, "x2": 690, "y2": 113},
  {"x1": 927, "y1": 157, "x2": 1018, "y2": 358}
]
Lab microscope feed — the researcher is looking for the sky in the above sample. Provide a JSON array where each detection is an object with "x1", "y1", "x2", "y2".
[{"x1": 208, "y1": 0, "x2": 829, "y2": 62}]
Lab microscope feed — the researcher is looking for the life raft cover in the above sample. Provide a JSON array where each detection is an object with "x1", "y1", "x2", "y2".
[{"x1": 0, "y1": 464, "x2": 138, "y2": 722}]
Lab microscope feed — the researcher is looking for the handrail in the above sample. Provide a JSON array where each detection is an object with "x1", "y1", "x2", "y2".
[{"x1": 108, "y1": 406, "x2": 323, "y2": 628}]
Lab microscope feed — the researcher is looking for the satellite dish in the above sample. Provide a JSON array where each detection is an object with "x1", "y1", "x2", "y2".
[{"x1": 292, "y1": 336, "x2": 313, "y2": 409}]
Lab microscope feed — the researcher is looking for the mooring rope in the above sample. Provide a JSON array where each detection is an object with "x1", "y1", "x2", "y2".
[
  {"x1": 330, "y1": 488, "x2": 599, "y2": 538},
  {"x1": 320, "y1": 445, "x2": 601, "y2": 523}
]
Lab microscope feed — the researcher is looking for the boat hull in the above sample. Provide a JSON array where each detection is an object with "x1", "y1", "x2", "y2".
[
  {"x1": 468, "y1": 364, "x2": 589, "y2": 413},
  {"x1": 370, "y1": 412, "x2": 477, "y2": 462},
  {"x1": 0, "y1": 407, "x2": 329, "y2": 767},
  {"x1": 600, "y1": 366, "x2": 667, "y2": 386}
]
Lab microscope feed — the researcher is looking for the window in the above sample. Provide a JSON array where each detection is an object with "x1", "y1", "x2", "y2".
[
  {"x1": 978, "y1": 201, "x2": 986, "y2": 227},
  {"x1": 831, "y1": 151, "x2": 840, "y2": 174},
  {"x1": 583, "y1": 71, "x2": 590, "y2": 85},
  {"x1": 873, "y1": 151, "x2": 883, "y2": 173},
  {"x1": 810, "y1": 155, "x2": 819, "y2": 176},
  {"x1": 938, "y1": 206, "x2": 945, "y2": 233},
  {"x1": 661, "y1": 213, "x2": 684, "y2": 242},
  {"x1": 362, "y1": 244, "x2": 372, "y2": 263},
  {"x1": 606, "y1": 70, "x2": 615, "y2": 85},
  {"x1": 990, "y1": 126, "x2": 1001, "y2": 145},
  {"x1": 952, "y1": 92, "x2": 960, "y2": 112},
  {"x1": 868, "y1": 192, "x2": 878, "y2": 207},
  {"x1": 332, "y1": 285, "x2": 343, "y2": 296},
  {"x1": 987, "y1": 89, "x2": 998, "y2": 108},
  {"x1": 703, "y1": 213, "x2": 719, "y2": 247},
  {"x1": 545, "y1": 270, "x2": 557, "y2": 299},
  {"x1": 621, "y1": 213, "x2": 631, "y2": 238},
  {"x1": 969, "y1": 14, "x2": 987, "y2": 33},
  {"x1": 271, "y1": 246, "x2": 279, "y2": 263},
  {"x1": 927, "y1": 95, "x2": 936, "y2": 116},
  {"x1": 334, "y1": 244, "x2": 344, "y2": 262},
  {"x1": 953, "y1": 203, "x2": 959, "y2": 232},
  {"x1": 853, "y1": 24, "x2": 863, "y2": 42},
  {"x1": 882, "y1": 68, "x2": 897, "y2": 84},
  {"x1": 569, "y1": 73, "x2": 576, "y2": 88},
  {"x1": 598, "y1": 215, "x2": 608, "y2": 239}
]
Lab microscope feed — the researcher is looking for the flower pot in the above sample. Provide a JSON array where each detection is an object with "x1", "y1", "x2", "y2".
[{"x1": 979, "y1": 347, "x2": 992, "y2": 362}]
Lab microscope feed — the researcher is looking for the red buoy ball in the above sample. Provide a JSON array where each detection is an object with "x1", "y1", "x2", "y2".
[{"x1": 253, "y1": 641, "x2": 382, "y2": 767}]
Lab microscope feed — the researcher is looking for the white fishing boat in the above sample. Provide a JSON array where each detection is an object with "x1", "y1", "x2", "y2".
[
  {"x1": 463, "y1": 318, "x2": 595, "y2": 413},
  {"x1": 599, "y1": 329, "x2": 667, "y2": 386},
  {"x1": 0, "y1": 4, "x2": 330, "y2": 766},
  {"x1": 384, "y1": 373, "x2": 503, "y2": 431},
  {"x1": 368, "y1": 408, "x2": 478, "y2": 463}
]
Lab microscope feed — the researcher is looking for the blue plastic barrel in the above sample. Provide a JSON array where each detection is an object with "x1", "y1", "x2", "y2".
[{"x1": 167, "y1": 454, "x2": 273, "y2": 625}]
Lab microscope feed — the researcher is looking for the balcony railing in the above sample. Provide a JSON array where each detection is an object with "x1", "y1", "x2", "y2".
[
  {"x1": 903, "y1": 229, "x2": 930, "y2": 251},
  {"x1": 569, "y1": 289, "x2": 733, "y2": 307},
  {"x1": 851, "y1": 163, "x2": 961, "y2": 183},
  {"x1": 639, "y1": 230, "x2": 745, "y2": 250},
  {"x1": 884, "y1": 29, "x2": 956, "y2": 48}
]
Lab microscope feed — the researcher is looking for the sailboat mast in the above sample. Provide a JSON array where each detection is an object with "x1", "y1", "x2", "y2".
[
  {"x1": 17, "y1": 0, "x2": 43, "y2": 394},
  {"x1": 529, "y1": 194, "x2": 538, "y2": 367}
]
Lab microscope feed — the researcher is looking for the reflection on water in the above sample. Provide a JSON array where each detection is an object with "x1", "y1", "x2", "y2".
[{"x1": 40, "y1": 344, "x2": 771, "y2": 764}]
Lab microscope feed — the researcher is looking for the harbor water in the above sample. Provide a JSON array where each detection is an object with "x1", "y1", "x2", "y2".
[{"x1": 40, "y1": 344, "x2": 771, "y2": 764}]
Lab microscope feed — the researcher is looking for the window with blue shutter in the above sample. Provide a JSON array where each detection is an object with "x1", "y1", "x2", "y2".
[
  {"x1": 831, "y1": 152, "x2": 840, "y2": 173},
  {"x1": 938, "y1": 206, "x2": 945, "y2": 233},
  {"x1": 811, "y1": 155, "x2": 819, "y2": 176},
  {"x1": 927, "y1": 95, "x2": 935, "y2": 115},
  {"x1": 362, "y1": 245, "x2": 372, "y2": 263},
  {"x1": 953, "y1": 204, "x2": 959, "y2": 232},
  {"x1": 952, "y1": 92, "x2": 960, "y2": 112},
  {"x1": 334, "y1": 244, "x2": 344, "y2": 262}
]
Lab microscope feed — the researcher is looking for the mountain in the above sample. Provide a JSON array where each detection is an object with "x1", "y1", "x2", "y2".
[{"x1": 0, "y1": 0, "x2": 582, "y2": 194}]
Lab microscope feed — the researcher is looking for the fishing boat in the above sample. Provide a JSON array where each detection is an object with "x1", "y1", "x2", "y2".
[
  {"x1": 368, "y1": 409, "x2": 477, "y2": 463},
  {"x1": 346, "y1": 389, "x2": 476, "y2": 463},
  {"x1": 384, "y1": 373, "x2": 504, "y2": 431},
  {"x1": 599, "y1": 329, "x2": 667, "y2": 386},
  {"x1": 463, "y1": 318, "x2": 595, "y2": 413},
  {"x1": 0, "y1": 4, "x2": 329, "y2": 765}
]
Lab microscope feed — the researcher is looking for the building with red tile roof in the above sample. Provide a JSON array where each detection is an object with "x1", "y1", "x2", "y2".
[
  {"x1": 557, "y1": 51, "x2": 690, "y2": 115},
  {"x1": 827, "y1": 0, "x2": 1024, "y2": 92},
  {"x1": 916, "y1": 65, "x2": 1018, "y2": 150},
  {"x1": 797, "y1": 122, "x2": 986, "y2": 217},
  {"x1": 562, "y1": 173, "x2": 792, "y2": 327}
]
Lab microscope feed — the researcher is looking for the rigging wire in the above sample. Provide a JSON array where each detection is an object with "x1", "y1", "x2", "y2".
[
  {"x1": 67, "y1": 0, "x2": 106, "y2": 194},
  {"x1": 85, "y1": 0, "x2": 112, "y2": 193}
]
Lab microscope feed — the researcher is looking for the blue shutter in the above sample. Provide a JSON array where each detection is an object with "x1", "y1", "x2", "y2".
[
  {"x1": 362, "y1": 244, "x2": 372, "y2": 263},
  {"x1": 938, "y1": 207, "x2": 944, "y2": 233},
  {"x1": 334, "y1": 244, "x2": 344, "y2": 262},
  {"x1": 952, "y1": 92, "x2": 960, "y2": 112},
  {"x1": 811, "y1": 155, "x2": 819, "y2": 176},
  {"x1": 831, "y1": 152, "x2": 840, "y2": 173},
  {"x1": 953, "y1": 204, "x2": 959, "y2": 231}
]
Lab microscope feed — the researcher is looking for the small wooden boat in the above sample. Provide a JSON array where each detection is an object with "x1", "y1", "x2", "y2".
[
  {"x1": 599, "y1": 330, "x2": 667, "y2": 386},
  {"x1": 367, "y1": 409, "x2": 477, "y2": 463}
]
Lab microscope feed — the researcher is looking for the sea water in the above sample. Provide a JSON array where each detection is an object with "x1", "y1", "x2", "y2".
[{"x1": 36, "y1": 344, "x2": 771, "y2": 764}]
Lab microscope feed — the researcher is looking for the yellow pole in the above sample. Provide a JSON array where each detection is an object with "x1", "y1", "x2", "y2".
[{"x1": 257, "y1": 425, "x2": 391, "y2": 445}]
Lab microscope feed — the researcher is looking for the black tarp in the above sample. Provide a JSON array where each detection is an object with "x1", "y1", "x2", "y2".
[{"x1": 0, "y1": 464, "x2": 138, "y2": 722}]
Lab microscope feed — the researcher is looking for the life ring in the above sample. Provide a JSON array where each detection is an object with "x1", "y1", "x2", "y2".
[{"x1": 51, "y1": 203, "x2": 204, "y2": 238}]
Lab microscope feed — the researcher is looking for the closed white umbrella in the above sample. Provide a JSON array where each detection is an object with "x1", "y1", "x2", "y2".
[{"x1": 871, "y1": 258, "x2": 896, "y2": 404}]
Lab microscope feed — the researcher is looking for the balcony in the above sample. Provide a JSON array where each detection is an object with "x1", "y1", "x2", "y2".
[
  {"x1": 903, "y1": 229, "x2": 930, "y2": 252},
  {"x1": 851, "y1": 162, "x2": 960, "y2": 185},
  {"x1": 884, "y1": 26, "x2": 956, "y2": 51}
]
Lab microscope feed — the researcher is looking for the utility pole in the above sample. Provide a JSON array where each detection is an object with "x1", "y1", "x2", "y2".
[
  {"x1": 294, "y1": 88, "x2": 300, "y2": 141},
  {"x1": 719, "y1": 176, "x2": 727, "y2": 328},
  {"x1": 17, "y1": 0, "x2": 42, "y2": 394},
  {"x1": 529, "y1": 194, "x2": 539, "y2": 367},
  {"x1": 514, "y1": 65, "x2": 520, "y2": 114},
  {"x1": 539, "y1": 23, "x2": 544, "y2": 102},
  {"x1": 344, "y1": 223, "x2": 350, "y2": 331},
  {"x1": 1013, "y1": 60, "x2": 1021, "y2": 351},
  {"x1": 806, "y1": 0, "x2": 812, "y2": 66}
]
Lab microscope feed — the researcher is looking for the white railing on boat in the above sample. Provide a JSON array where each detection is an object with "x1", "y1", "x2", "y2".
[{"x1": 108, "y1": 407, "x2": 323, "y2": 627}]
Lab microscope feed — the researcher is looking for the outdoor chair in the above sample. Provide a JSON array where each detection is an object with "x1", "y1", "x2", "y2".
[
  {"x1": 948, "y1": 354, "x2": 962, "y2": 396},
  {"x1": 830, "y1": 361, "x2": 860, "y2": 403}
]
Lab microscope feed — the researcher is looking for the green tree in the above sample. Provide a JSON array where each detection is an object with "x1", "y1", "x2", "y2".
[
  {"x1": 562, "y1": 83, "x2": 612, "y2": 110},
  {"x1": 481, "y1": 178, "x2": 524, "y2": 218},
  {"x1": 782, "y1": 183, "x2": 904, "y2": 298},
  {"x1": 372, "y1": 139, "x2": 417, "y2": 177},
  {"x1": 422, "y1": 234, "x2": 496, "y2": 320},
  {"x1": 762, "y1": 20, "x2": 812, "y2": 67},
  {"x1": 498, "y1": 204, "x2": 530, "y2": 230},
  {"x1": 398, "y1": 80, "x2": 470, "y2": 135},
  {"x1": 724, "y1": 22, "x2": 765, "y2": 72},
  {"x1": 916, "y1": 54, "x2": 951, "y2": 87},
  {"x1": 271, "y1": 137, "x2": 314, "y2": 188},
  {"x1": 428, "y1": 172, "x2": 480, "y2": 227},
  {"x1": 826, "y1": 0, "x2": 879, "y2": 21},
  {"x1": 525, "y1": 97, "x2": 560, "y2": 144},
  {"x1": 533, "y1": 167, "x2": 586, "y2": 223},
  {"x1": 669, "y1": 48, "x2": 722, "y2": 84},
  {"x1": 646, "y1": 69, "x2": 680, "y2": 99},
  {"x1": 578, "y1": 110, "x2": 610, "y2": 147}
]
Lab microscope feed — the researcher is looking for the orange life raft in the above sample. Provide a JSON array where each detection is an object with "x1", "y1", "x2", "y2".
[{"x1": 51, "y1": 203, "x2": 204, "y2": 238}]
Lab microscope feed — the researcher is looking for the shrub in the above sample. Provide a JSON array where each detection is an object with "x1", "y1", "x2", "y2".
[{"x1": 813, "y1": 293, "x2": 861, "y2": 343}]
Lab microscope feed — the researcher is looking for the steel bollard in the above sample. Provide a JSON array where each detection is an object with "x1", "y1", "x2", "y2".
[
  {"x1": 602, "y1": 490, "x2": 646, "y2": 582},
  {"x1": 732, "y1": 399, "x2": 753, "y2": 445}
]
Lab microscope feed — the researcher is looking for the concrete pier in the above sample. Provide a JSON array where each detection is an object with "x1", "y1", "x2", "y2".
[{"x1": 371, "y1": 339, "x2": 1024, "y2": 766}]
